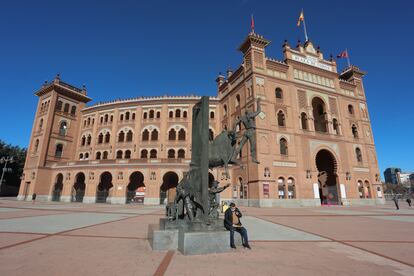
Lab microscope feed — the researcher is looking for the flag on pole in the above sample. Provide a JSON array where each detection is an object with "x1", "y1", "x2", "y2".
[
  {"x1": 337, "y1": 50, "x2": 349, "y2": 58},
  {"x1": 297, "y1": 10, "x2": 304, "y2": 27},
  {"x1": 251, "y1": 14, "x2": 255, "y2": 32}
]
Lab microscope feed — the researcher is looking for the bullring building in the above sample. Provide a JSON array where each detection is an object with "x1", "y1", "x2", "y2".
[{"x1": 18, "y1": 31, "x2": 384, "y2": 207}]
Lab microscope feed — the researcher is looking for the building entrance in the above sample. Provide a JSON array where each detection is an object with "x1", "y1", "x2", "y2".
[{"x1": 316, "y1": 149, "x2": 339, "y2": 204}]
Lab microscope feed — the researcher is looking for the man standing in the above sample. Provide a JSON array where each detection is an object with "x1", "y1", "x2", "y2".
[
  {"x1": 393, "y1": 195, "x2": 399, "y2": 210},
  {"x1": 224, "y1": 202, "x2": 251, "y2": 249}
]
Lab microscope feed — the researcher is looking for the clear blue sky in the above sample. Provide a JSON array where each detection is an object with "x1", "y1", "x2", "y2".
[{"x1": 0, "y1": 0, "x2": 412, "y2": 176}]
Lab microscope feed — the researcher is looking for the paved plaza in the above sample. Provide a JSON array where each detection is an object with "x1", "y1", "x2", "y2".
[{"x1": 0, "y1": 199, "x2": 413, "y2": 276}]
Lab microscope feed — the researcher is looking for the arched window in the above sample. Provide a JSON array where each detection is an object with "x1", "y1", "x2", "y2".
[
  {"x1": 81, "y1": 136, "x2": 86, "y2": 146},
  {"x1": 105, "y1": 133, "x2": 110, "y2": 143},
  {"x1": 287, "y1": 178, "x2": 296, "y2": 199},
  {"x1": 151, "y1": 129, "x2": 159, "y2": 141},
  {"x1": 118, "y1": 131, "x2": 125, "y2": 142},
  {"x1": 140, "y1": 149, "x2": 148, "y2": 159},
  {"x1": 124, "y1": 150, "x2": 131, "y2": 159},
  {"x1": 210, "y1": 111, "x2": 215, "y2": 119},
  {"x1": 59, "y1": 121, "x2": 67, "y2": 136},
  {"x1": 98, "y1": 133, "x2": 103, "y2": 144},
  {"x1": 150, "y1": 149, "x2": 157, "y2": 159},
  {"x1": 64, "y1": 103, "x2": 70, "y2": 113},
  {"x1": 352, "y1": 124, "x2": 359, "y2": 138},
  {"x1": 209, "y1": 129, "x2": 214, "y2": 141},
  {"x1": 55, "y1": 144, "x2": 63, "y2": 158},
  {"x1": 132, "y1": 113, "x2": 135, "y2": 120},
  {"x1": 364, "y1": 180, "x2": 371, "y2": 198},
  {"x1": 56, "y1": 100, "x2": 63, "y2": 111},
  {"x1": 280, "y1": 138, "x2": 288, "y2": 156},
  {"x1": 34, "y1": 139, "x2": 39, "y2": 152},
  {"x1": 120, "y1": 114, "x2": 124, "y2": 121},
  {"x1": 301, "y1": 112, "x2": 308, "y2": 130},
  {"x1": 168, "y1": 129, "x2": 176, "y2": 140},
  {"x1": 169, "y1": 111, "x2": 173, "y2": 118},
  {"x1": 39, "y1": 118, "x2": 43, "y2": 130},
  {"x1": 357, "y1": 180, "x2": 364, "y2": 198},
  {"x1": 178, "y1": 129, "x2": 186, "y2": 140},
  {"x1": 223, "y1": 105, "x2": 228, "y2": 117},
  {"x1": 79, "y1": 153, "x2": 84, "y2": 160},
  {"x1": 116, "y1": 150, "x2": 123, "y2": 159},
  {"x1": 183, "y1": 111, "x2": 187, "y2": 118},
  {"x1": 84, "y1": 152, "x2": 89, "y2": 159},
  {"x1": 277, "y1": 111, "x2": 286, "y2": 127},
  {"x1": 126, "y1": 130, "x2": 133, "y2": 142},
  {"x1": 176, "y1": 109, "x2": 181, "y2": 118},
  {"x1": 96, "y1": 151, "x2": 101, "y2": 160},
  {"x1": 100, "y1": 117, "x2": 103, "y2": 124},
  {"x1": 156, "y1": 111, "x2": 161, "y2": 118},
  {"x1": 71, "y1": 106, "x2": 76, "y2": 115},
  {"x1": 142, "y1": 129, "x2": 149, "y2": 141},
  {"x1": 177, "y1": 149, "x2": 185, "y2": 158},
  {"x1": 87, "y1": 135, "x2": 91, "y2": 145},
  {"x1": 143, "y1": 112, "x2": 147, "y2": 119},
  {"x1": 149, "y1": 110, "x2": 154, "y2": 119},
  {"x1": 102, "y1": 151, "x2": 108, "y2": 159},
  {"x1": 87, "y1": 118, "x2": 91, "y2": 126},
  {"x1": 125, "y1": 112, "x2": 130, "y2": 120},
  {"x1": 278, "y1": 177, "x2": 285, "y2": 199},
  {"x1": 168, "y1": 149, "x2": 175, "y2": 159},
  {"x1": 275, "y1": 88, "x2": 283, "y2": 99},
  {"x1": 348, "y1": 104, "x2": 354, "y2": 115},
  {"x1": 356, "y1": 147, "x2": 363, "y2": 163},
  {"x1": 104, "y1": 114, "x2": 108, "y2": 122},
  {"x1": 235, "y1": 94, "x2": 241, "y2": 107},
  {"x1": 333, "y1": 119, "x2": 340, "y2": 135},
  {"x1": 312, "y1": 97, "x2": 327, "y2": 133}
]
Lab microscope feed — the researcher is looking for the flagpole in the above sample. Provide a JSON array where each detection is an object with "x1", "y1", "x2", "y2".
[
  {"x1": 302, "y1": 9, "x2": 309, "y2": 42},
  {"x1": 346, "y1": 48, "x2": 351, "y2": 67}
]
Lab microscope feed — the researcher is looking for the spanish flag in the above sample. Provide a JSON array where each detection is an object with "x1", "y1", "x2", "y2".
[{"x1": 297, "y1": 10, "x2": 304, "y2": 27}]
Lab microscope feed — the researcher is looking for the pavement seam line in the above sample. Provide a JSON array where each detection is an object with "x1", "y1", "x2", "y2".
[{"x1": 153, "y1": 250, "x2": 175, "y2": 276}]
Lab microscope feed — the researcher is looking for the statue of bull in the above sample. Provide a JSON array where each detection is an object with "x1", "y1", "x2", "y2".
[{"x1": 208, "y1": 130, "x2": 239, "y2": 179}]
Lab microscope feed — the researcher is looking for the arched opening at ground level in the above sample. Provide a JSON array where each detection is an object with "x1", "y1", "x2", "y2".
[
  {"x1": 72, "y1": 172, "x2": 86, "y2": 202},
  {"x1": 51, "y1": 173, "x2": 63, "y2": 201},
  {"x1": 316, "y1": 149, "x2": 339, "y2": 204},
  {"x1": 126, "y1": 171, "x2": 145, "y2": 204},
  {"x1": 160, "y1": 171, "x2": 179, "y2": 204},
  {"x1": 96, "y1": 172, "x2": 113, "y2": 203}
]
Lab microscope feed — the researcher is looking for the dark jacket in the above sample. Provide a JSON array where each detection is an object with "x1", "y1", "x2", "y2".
[{"x1": 224, "y1": 207, "x2": 242, "y2": 230}]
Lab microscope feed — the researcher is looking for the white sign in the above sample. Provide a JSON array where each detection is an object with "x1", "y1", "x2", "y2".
[
  {"x1": 313, "y1": 183, "x2": 320, "y2": 199},
  {"x1": 292, "y1": 54, "x2": 333, "y2": 72},
  {"x1": 340, "y1": 184, "x2": 347, "y2": 199}
]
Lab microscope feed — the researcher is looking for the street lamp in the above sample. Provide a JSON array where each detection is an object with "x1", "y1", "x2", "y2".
[{"x1": 0, "y1": 156, "x2": 14, "y2": 194}]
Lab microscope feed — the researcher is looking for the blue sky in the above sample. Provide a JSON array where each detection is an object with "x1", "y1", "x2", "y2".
[{"x1": 0, "y1": 0, "x2": 412, "y2": 176}]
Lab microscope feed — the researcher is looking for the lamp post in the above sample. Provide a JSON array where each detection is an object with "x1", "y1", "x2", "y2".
[{"x1": 0, "y1": 156, "x2": 14, "y2": 194}]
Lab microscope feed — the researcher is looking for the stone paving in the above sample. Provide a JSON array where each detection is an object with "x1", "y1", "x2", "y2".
[{"x1": 0, "y1": 198, "x2": 413, "y2": 276}]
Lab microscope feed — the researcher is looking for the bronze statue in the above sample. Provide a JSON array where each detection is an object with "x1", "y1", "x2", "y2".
[{"x1": 208, "y1": 181, "x2": 230, "y2": 219}]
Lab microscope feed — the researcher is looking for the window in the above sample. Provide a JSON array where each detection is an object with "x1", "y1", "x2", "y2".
[
  {"x1": 348, "y1": 104, "x2": 354, "y2": 115},
  {"x1": 210, "y1": 111, "x2": 215, "y2": 119},
  {"x1": 116, "y1": 150, "x2": 123, "y2": 159},
  {"x1": 178, "y1": 149, "x2": 185, "y2": 158},
  {"x1": 151, "y1": 129, "x2": 159, "y2": 141},
  {"x1": 275, "y1": 88, "x2": 283, "y2": 99},
  {"x1": 110, "y1": 115, "x2": 113, "y2": 122},
  {"x1": 168, "y1": 129, "x2": 176, "y2": 140},
  {"x1": 176, "y1": 109, "x2": 181, "y2": 118},
  {"x1": 102, "y1": 151, "x2": 108, "y2": 159},
  {"x1": 287, "y1": 178, "x2": 295, "y2": 199},
  {"x1": 140, "y1": 149, "x2": 148, "y2": 159},
  {"x1": 96, "y1": 152, "x2": 101, "y2": 160},
  {"x1": 149, "y1": 110, "x2": 154, "y2": 119},
  {"x1": 64, "y1": 103, "x2": 70, "y2": 113},
  {"x1": 34, "y1": 139, "x2": 39, "y2": 152},
  {"x1": 39, "y1": 119, "x2": 43, "y2": 130},
  {"x1": 84, "y1": 152, "x2": 89, "y2": 159},
  {"x1": 118, "y1": 131, "x2": 125, "y2": 142},
  {"x1": 59, "y1": 121, "x2": 67, "y2": 136},
  {"x1": 81, "y1": 136, "x2": 86, "y2": 146},
  {"x1": 104, "y1": 114, "x2": 108, "y2": 123},
  {"x1": 142, "y1": 129, "x2": 149, "y2": 141},
  {"x1": 183, "y1": 111, "x2": 187, "y2": 118},
  {"x1": 87, "y1": 135, "x2": 91, "y2": 145},
  {"x1": 356, "y1": 147, "x2": 363, "y2": 163},
  {"x1": 278, "y1": 177, "x2": 285, "y2": 199},
  {"x1": 169, "y1": 111, "x2": 173, "y2": 118},
  {"x1": 301, "y1": 112, "x2": 308, "y2": 130},
  {"x1": 55, "y1": 144, "x2": 63, "y2": 158},
  {"x1": 98, "y1": 133, "x2": 103, "y2": 144},
  {"x1": 126, "y1": 130, "x2": 133, "y2": 142},
  {"x1": 280, "y1": 138, "x2": 288, "y2": 156},
  {"x1": 124, "y1": 150, "x2": 131, "y2": 159},
  {"x1": 223, "y1": 105, "x2": 228, "y2": 117},
  {"x1": 120, "y1": 114, "x2": 124, "y2": 121},
  {"x1": 87, "y1": 118, "x2": 91, "y2": 126},
  {"x1": 333, "y1": 119, "x2": 340, "y2": 135},
  {"x1": 79, "y1": 153, "x2": 84, "y2": 160},
  {"x1": 178, "y1": 129, "x2": 186, "y2": 140},
  {"x1": 156, "y1": 111, "x2": 161, "y2": 118},
  {"x1": 71, "y1": 106, "x2": 77, "y2": 115},
  {"x1": 125, "y1": 112, "x2": 130, "y2": 120},
  {"x1": 143, "y1": 112, "x2": 147, "y2": 119},
  {"x1": 150, "y1": 149, "x2": 157, "y2": 159},
  {"x1": 235, "y1": 94, "x2": 241, "y2": 107},
  {"x1": 277, "y1": 111, "x2": 286, "y2": 127},
  {"x1": 168, "y1": 149, "x2": 175, "y2": 159},
  {"x1": 312, "y1": 97, "x2": 327, "y2": 132},
  {"x1": 105, "y1": 133, "x2": 110, "y2": 143},
  {"x1": 352, "y1": 124, "x2": 359, "y2": 138},
  {"x1": 132, "y1": 113, "x2": 135, "y2": 120},
  {"x1": 100, "y1": 117, "x2": 103, "y2": 124},
  {"x1": 56, "y1": 101, "x2": 63, "y2": 111}
]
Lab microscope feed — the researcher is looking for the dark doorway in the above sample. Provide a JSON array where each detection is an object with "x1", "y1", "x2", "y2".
[
  {"x1": 52, "y1": 173, "x2": 63, "y2": 201},
  {"x1": 312, "y1": 97, "x2": 327, "y2": 133},
  {"x1": 96, "y1": 172, "x2": 113, "y2": 203},
  {"x1": 126, "y1": 171, "x2": 145, "y2": 204},
  {"x1": 73, "y1": 173, "x2": 86, "y2": 202},
  {"x1": 160, "y1": 171, "x2": 179, "y2": 204},
  {"x1": 316, "y1": 149, "x2": 339, "y2": 204}
]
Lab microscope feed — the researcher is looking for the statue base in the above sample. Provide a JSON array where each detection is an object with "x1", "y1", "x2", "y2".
[{"x1": 148, "y1": 218, "x2": 241, "y2": 255}]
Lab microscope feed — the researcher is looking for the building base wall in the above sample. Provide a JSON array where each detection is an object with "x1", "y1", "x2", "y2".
[
  {"x1": 82, "y1": 196, "x2": 96, "y2": 203},
  {"x1": 221, "y1": 198, "x2": 321, "y2": 208},
  {"x1": 144, "y1": 197, "x2": 160, "y2": 205},
  {"x1": 109, "y1": 197, "x2": 126, "y2": 204}
]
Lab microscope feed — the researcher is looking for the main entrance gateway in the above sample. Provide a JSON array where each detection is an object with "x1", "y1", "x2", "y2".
[
  {"x1": 315, "y1": 149, "x2": 339, "y2": 204},
  {"x1": 73, "y1": 172, "x2": 86, "y2": 202},
  {"x1": 126, "y1": 171, "x2": 145, "y2": 204},
  {"x1": 96, "y1": 171, "x2": 113, "y2": 203},
  {"x1": 159, "y1": 171, "x2": 179, "y2": 205}
]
